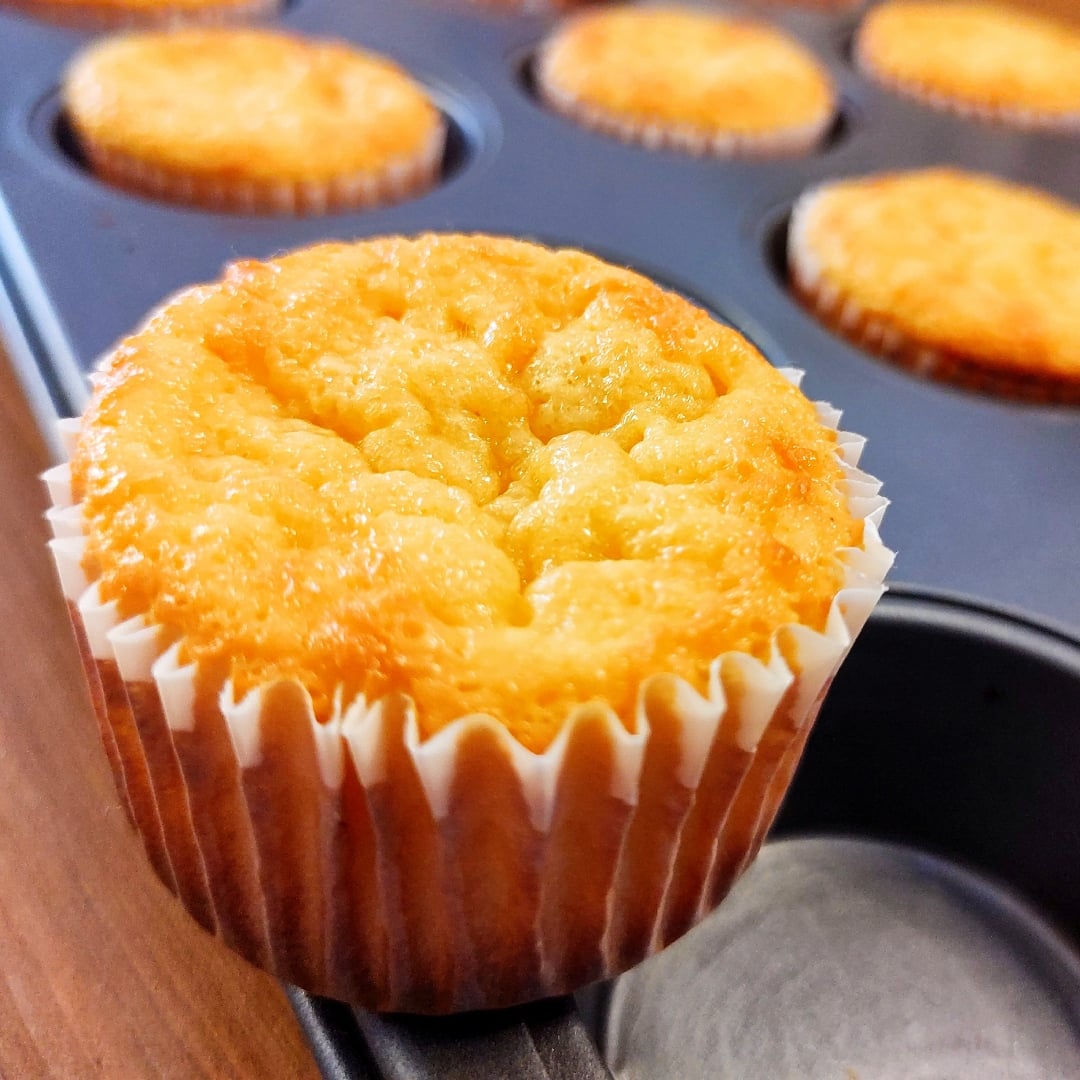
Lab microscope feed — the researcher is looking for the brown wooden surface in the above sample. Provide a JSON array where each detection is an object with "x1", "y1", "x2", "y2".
[{"x1": 0, "y1": 350, "x2": 321, "y2": 1080}]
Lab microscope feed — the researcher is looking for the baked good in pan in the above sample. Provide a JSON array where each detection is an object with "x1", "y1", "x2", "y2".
[
  {"x1": 63, "y1": 29, "x2": 446, "y2": 216},
  {"x1": 0, "y1": 0, "x2": 275, "y2": 30},
  {"x1": 789, "y1": 168, "x2": 1080, "y2": 403},
  {"x1": 47, "y1": 234, "x2": 891, "y2": 1011},
  {"x1": 465, "y1": 0, "x2": 599, "y2": 9},
  {"x1": 855, "y1": 1, "x2": 1080, "y2": 131},
  {"x1": 536, "y1": 7, "x2": 836, "y2": 156}
]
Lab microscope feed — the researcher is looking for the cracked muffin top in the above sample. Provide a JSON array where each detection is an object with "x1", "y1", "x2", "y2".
[{"x1": 72, "y1": 234, "x2": 861, "y2": 752}]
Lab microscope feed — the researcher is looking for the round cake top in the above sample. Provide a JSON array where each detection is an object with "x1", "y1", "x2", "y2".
[
  {"x1": 63, "y1": 30, "x2": 443, "y2": 183},
  {"x1": 537, "y1": 7, "x2": 834, "y2": 138},
  {"x1": 73, "y1": 235, "x2": 861, "y2": 753},
  {"x1": 856, "y1": 1, "x2": 1080, "y2": 123},
  {"x1": 790, "y1": 169, "x2": 1080, "y2": 385},
  {"x1": 37, "y1": 0, "x2": 263, "y2": 11}
]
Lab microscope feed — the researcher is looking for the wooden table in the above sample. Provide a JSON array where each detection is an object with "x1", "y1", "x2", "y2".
[{"x1": 0, "y1": 350, "x2": 321, "y2": 1079}]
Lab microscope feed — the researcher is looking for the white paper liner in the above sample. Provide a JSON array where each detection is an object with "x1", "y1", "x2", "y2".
[
  {"x1": 788, "y1": 187, "x2": 1080, "y2": 404},
  {"x1": 79, "y1": 121, "x2": 447, "y2": 217},
  {"x1": 47, "y1": 372, "x2": 893, "y2": 1010},
  {"x1": 535, "y1": 39, "x2": 836, "y2": 159}
]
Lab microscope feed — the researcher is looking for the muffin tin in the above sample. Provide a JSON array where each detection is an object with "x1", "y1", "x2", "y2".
[
  {"x1": 1, "y1": 0, "x2": 1077, "y2": 1075},
  {"x1": 288, "y1": 591, "x2": 1080, "y2": 1078}
]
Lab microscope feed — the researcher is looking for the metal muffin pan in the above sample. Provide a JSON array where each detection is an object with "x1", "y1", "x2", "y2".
[
  {"x1": 289, "y1": 591, "x2": 1080, "y2": 1078},
  {"x1": 1, "y1": 0, "x2": 1077, "y2": 630},
  {"x1": 598, "y1": 592, "x2": 1080, "y2": 1080},
  {"x1": 1, "y1": 0, "x2": 1078, "y2": 1075}
]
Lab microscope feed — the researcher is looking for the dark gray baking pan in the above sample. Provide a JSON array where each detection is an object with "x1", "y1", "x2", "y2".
[
  {"x1": 1, "y1": 0, "x2": 1078, "y2": 1075},
  {"x1": 1, "y1": 0, "x2": 1077, "y2": 629}
]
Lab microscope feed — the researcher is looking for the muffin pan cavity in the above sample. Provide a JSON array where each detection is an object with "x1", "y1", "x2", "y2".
[
  {"x1": 775, "y1": 590, "x2": 1080, "y2": 937},
  {"x1": 602, "y1": 837, "x2": 1080, "y2": 1079},
  {"x1": 599, "y1": 591, "x2": 1080, "y2": 1077}
]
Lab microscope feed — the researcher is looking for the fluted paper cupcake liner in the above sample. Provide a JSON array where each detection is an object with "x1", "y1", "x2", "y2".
[
  {"x1": 788, "y1": 193, "x2": 1080, "y2": 404},
  {"x1": 46, "y1": 373, "x2": 892, "y2": 1012},
  {"x1": 75, "y1": 122, "x2": 447, "y2": 217}
]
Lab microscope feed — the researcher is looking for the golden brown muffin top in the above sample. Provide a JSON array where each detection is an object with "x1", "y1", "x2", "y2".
[
  {"x1": 537, "y1": 7, "x2": 834, "y2": 138},
  {"x1": 467, "y1": 0, "x2": 594, "y2": 7},
  {"x1": 63, "y1": 30, "x2": 443, "y2": 183},
  {"x1": 33, "y1": 0, "x2": 260, "y2": 10},
  {"x1": 857, "y1": 1, "x2": 1080, "y2": 122},
  {"x1": 36, "y1": 0, "x2": 259, "y2": 8},
  {"x1": 73, "y1": 235, "x2": 861, "y2": 753},
  {"x1": 791, "y1": 169, "x2": 1080, "y2": 384}
]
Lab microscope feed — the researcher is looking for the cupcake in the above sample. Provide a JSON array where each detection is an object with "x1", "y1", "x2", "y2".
[
  {"x1": 535, "y1": 7, "x2": 836, "y2": 157},
  {"x1": 0, "y1": 0, "x2": 276, "y2": 29},
  {"x1": 789, "y1": 168, "x2": 1080, "y2": 403},
  {"x1": 62, "y1": 29, "x2": 446, "y2": 216},
  {"x1": 46, "y1": 234, "x2": 891, "y2": 1012},
  {"x1": 462, "y1": 0, "x2": 600, "y2": 10},
  {"x1": 748, "y1": 0, "x2": 862, "y2": 10},
  {"x1": 855, "y1": 1, "x2": 1080, "y2": 131}
]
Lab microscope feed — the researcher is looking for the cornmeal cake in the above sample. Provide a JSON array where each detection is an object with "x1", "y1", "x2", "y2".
[
  {"x1": 0, "y1": 0, "x2": 275, "y2": 29},
  {"x1": 748, "y1": 0, "x2": 861, "y2": 9},
  {"x1": 47, "y1": 235, "x2": 891, "y2": 1011},
  {"x1": 856, "y1": 1, "x2": 1080, "y2": 131},
  {"x1": 789, "y1": 169, "x2": 1080, "y2": 403},
  {"x1": 63, "y1": 30, "x2": 446, "y2": 216},
  {"x1": 536, "y1": 7, "x2": 836, "y2": 156},
  {"x1": 466, "y1": 0, "x2": 596, "y2": 9}
]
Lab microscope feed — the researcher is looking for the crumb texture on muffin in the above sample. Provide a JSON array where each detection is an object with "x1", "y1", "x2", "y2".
[
  {"x1": 537, "y1": 7, "x2": 835, "y2": 153},
  {"x1": 789, "y1": 168, "x2": 1080, "y2": 399},
  {"x1": 73, "y1": 235, "x2": 861, "y2": 753},
  {"x1": 856, "y1": 1, "x2": 1080, "y2": 127},
  {"x1": 63, "y1": 29, "x2": 444, "y2": 198}
]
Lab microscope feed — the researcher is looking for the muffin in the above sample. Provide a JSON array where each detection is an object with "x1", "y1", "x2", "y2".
[
  {"x1": 748, "y1": 0, "x2": 862, "y2": 10},
  {"x1": 463, "y1": 0, "x2": 599, "y2": 10},
  {"x1": 46, "y1": 234, "x2": 891, "y2": 1012},
  {"x1": 535, "y1": 7, "x2": 836, "y2": 156},
  {"x1": 0, "y1": 0, "x2": 276, "y2": 29},
  {"x1": 789, "y1": 168, "x2": 1080, "y2": 403},
  {"x1": 62, "y1": 29, "x2": 446, "y2": 216},
  {"x1": 855, "y1": 1, "x2": 1080, "y2": 131}
]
